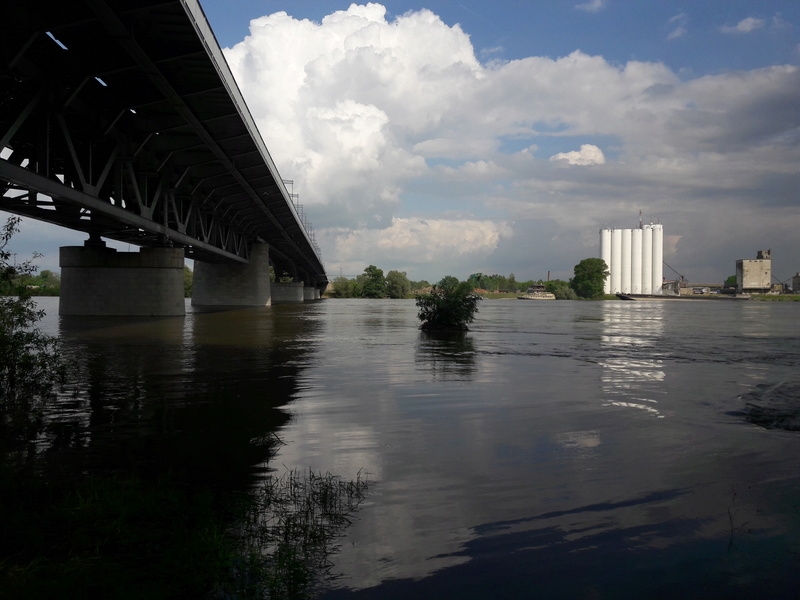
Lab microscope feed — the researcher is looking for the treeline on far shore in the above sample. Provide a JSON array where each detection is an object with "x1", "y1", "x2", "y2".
[
  {"x1": 0, "y1": 269, "x2": 61, "y2": 296},
  {"x1": 3, "y1": 266, "x2": 196, "y2": 298},
  {"x1": 325, "y1": 264, "x2": 594, "y2": 300}
]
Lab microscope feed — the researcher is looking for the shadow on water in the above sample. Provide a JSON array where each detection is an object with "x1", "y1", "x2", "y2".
[
  {"x1": 320, "y1": 484, "x2": 800, "y2": 600},
  {"x1": 37, "y1": 305, "x2": 319, "y2": 487}
]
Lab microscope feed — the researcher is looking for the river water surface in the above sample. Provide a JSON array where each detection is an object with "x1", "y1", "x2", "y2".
[{"x1": 35, "y1": 297, "x2": 800, "y2": 599}]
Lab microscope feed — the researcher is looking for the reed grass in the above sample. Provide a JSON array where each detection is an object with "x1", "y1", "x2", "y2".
[
  {"x1": 0, "y1": 462, "x2": 369, "y2": 599},
  {"x1": 222, "y1": 468, "x2": 370, "y2": 599}
]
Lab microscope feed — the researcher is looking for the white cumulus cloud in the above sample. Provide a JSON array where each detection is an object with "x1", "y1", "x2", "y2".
[
  {"x1": 322, "y1": 217, "x2": 512, "y2": 276},
  {"x1": 218, "y1": 3, "x2": 800, "y2": 282},
  {"x1": 720, "y1": 17, "x2": 766, "y2": 34},
  {"x1": 550, "y1": 144, "x2": 606, "y2": 166}
]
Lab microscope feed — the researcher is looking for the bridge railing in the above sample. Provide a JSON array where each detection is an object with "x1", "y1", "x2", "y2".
[{"x1": 180, "y1": 0, "x2": 321, "y2": 264}]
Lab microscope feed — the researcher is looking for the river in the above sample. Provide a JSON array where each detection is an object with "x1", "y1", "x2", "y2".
[{"x1": 33, "y1": 296, "x2": 800, "y2": 599}]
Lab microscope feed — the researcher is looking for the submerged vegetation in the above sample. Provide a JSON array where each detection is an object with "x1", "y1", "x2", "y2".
[
  {"x1": 0, "y1": 465, "x2": 369, "y2": 599},
  {"x1": 230, "y1": 468, "x2": 370, "y2": 599},
  {"x1": 416, "y1": 276, "x2": 481, "y2": 331}
]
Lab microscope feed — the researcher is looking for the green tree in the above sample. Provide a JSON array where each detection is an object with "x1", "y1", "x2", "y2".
[
  {"x1": 438, "y1": 275, "x2": 460, "y2": 290},
  {"x1": 385, "y1": 270, "x2": 411, "y2": 299},
  {"x1": 724, "y1": 275, "x2": 737, "y2": 288},
  {"x1": 0, "y1": 217, "x2": 64, "y2": 445},
  {"x1": 329, "y1": 276, "x2": 358, "y2": 298},
  {"x1": 570, "y1": 258, "x2": 609, "y2": 299},
  {"x1": 416, "y1": 276, "x2": 481, "y2": 331},
  {"x1": 183, "y1": 265, "x2": 193, "y2": 297},
  {"x1": 16, "y1": 268, "x2": 61, "y2": 296},
  {"x1": 361, "y1": 265, "x2": 386, "y2": 298},
  {"x1": 545, "y1": 279, "x2": 577, "y2": 300},
  {"x1": 351, "y1": 274, "x2": 365, "y2": 298},
  {"x1": 410, "y1": 279, "x2": 430, "y2": 291}
]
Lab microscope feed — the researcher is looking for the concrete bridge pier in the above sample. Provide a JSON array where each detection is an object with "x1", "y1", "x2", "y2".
[
  {"x1": 59, "y1": 244, "x2": 186, "y2": 316},
  {"x1": 192, "y1": 242, "x2": 271, "y2": 307},
  {"x1": 271, "y1": 281, "x2": 304, "y2": 303},
  {"x1": 304, "y1": 286, "x2": 320, "y2": 300}
]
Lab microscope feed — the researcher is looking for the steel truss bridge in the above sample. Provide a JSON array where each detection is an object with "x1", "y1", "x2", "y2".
[{"x1": 1, "y1": 0, "x2": 326, "y2": 287}]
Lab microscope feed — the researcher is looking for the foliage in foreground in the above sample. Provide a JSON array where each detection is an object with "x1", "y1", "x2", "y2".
[
  {"x1": 0, "y1": 464, "x2": 369, "y2": 600},
  {"x1": 416, "y1": 276, "x2": 481, "y2": 331},
  {"x1": 0, "y1": 217, "x2": 63, "y2": 447}
]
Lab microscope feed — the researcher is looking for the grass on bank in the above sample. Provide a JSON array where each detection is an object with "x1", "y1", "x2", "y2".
[{"x1": 751, "y1": 294, "x2": 800, "y2": 302}]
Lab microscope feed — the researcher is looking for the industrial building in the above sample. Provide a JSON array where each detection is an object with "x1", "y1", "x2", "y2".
[
  {"x1": 599, "y1": 219, "x2": 663, "y2": 296},
  {"x1": 736, "y1": 250, "x2": 772, "y2": 294}
]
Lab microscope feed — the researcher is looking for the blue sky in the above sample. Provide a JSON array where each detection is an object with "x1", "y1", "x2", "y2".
[
  {"x1": 203, "y1": 1, "x2": 800, "y2": 75},
  {"x1": 10, "y1": 0, "x2": 800, "y2": 285}
]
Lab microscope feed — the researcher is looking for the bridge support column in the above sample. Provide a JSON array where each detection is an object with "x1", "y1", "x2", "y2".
[
  {"x1": 191, "y1": 242, "x2": 271, "y2": 307},
  {"x1": 59, "y1": 246, "x2": 185, "y2": 316},
  {"x1": 303, "y1": 286, "x2": 319, "y2": 300},
  {"x1": 271, "y1": 281, "x2": 304, "y2": 303}
]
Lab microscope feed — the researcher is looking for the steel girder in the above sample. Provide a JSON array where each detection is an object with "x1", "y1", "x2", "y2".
[{"x1": 0, "y1": 0, "x2": 327, "y2": 286}]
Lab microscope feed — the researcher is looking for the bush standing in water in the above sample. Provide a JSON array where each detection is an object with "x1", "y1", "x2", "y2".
[{"x1": 415, "y1": 276, "x2": 481, "y2": 331}]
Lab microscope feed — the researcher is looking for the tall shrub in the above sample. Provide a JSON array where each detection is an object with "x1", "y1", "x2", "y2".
[
  {"x1": 415, "y1": 277, "x2": 481, "y2": 331},
  {"x1": 0, "y1": 217, "x2": 63, "y2": 444}
]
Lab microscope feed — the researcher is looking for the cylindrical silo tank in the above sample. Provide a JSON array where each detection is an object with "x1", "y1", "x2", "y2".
[
  {"x1": 631, "y1": 228, "x2": 642, "y2": 294},
  {"x1": 652, "y1": 224, "x2": 663, "y2": 295},
  {"x1": 610, "y1": 229, "x2": 622, "y2": 294},
  {"x1": 621, "y1": 229, "x2": 632, "y2": 294},
  {"x1": 642, "y1": 226, "x2": 653, "y2": 295},
  {"x1": 600, "y1": 228, "x2": 612, "y2": 295}
]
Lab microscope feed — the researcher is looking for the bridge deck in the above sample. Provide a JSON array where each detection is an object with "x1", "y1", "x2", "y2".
[{"x1": 1, "y1": 0, "x2": 325, "y2": 285}]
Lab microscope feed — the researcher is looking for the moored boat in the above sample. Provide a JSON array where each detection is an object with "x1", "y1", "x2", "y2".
[{"x1": 517, "y1": 292, "x2": 556, "y2": 300}]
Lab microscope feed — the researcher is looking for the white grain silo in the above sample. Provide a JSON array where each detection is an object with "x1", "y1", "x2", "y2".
[
  {"x1": 631, "y1": 227, "x2": 643, "y2": 294},
  {"x1": 600, "y1": 228, "x2": 612, "y2": 294},
  {"x1": 610, "y1": 228, "x2": 622, "y2": 294},
  {"x1": 621, "y1": 229, "x2": 632, "y2": 295},
  {"x1": 598, "y1": 216, "x2": 664, "y2": 296},
  {"x1": 651, "y1": 223, "x2": 663, "y2": 294},
  {"x1": 642, "y1": 225, "x2": 653, "y2": 295}
]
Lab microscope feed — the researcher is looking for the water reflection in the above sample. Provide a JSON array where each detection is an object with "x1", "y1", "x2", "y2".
[
  {"x1": 415, "y1": 331, "x2": 476, "y2": 381},
  {"x1": 599, "y1": 302, "x2": 667, "y2": 418},
  {"x1": 320, "y1": 483, "x2": 800, "y2": 600},
  {"x1": 555, "y1": 429, "x2": 601, "y2": 459},
  {"x1": 20, "y1": 298, "x2": 800, "y2": 598},
  {"x1": 39, "y1": 305, "x2": 322, "y2": 489}
]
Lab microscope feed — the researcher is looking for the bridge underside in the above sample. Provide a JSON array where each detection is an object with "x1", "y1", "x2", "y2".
[{"x1": 1, "y1": 0, "x2": 327, "y2": 290}]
